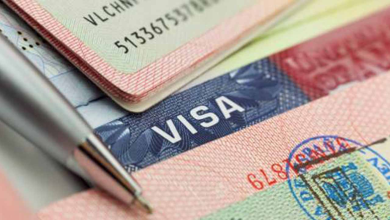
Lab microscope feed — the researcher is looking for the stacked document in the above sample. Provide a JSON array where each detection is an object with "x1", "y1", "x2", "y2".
[
  {"x1": 4, "y1": 0, "x2": 307, "y2": 111},
  {"x1": 1, "y1": 0, "x2": 390, "y2": 219}
]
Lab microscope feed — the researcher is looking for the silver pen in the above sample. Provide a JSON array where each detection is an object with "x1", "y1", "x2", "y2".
[{"x1": 0, "y1": 35, "x2": 152, "y2": 213}]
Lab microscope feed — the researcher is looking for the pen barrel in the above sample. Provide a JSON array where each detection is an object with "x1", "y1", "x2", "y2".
[
  {"x1": 0, "y1": 36, "x2": 148, "y2": 206},
  {"x1": 0, "y1": 35, "x2": 91, "y2": 164}
]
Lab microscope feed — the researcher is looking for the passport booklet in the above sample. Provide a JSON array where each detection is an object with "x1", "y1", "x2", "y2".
[
  {"x1": 2, "y1": 0, "x2": 390, "y2": 219},
  {"x1": 4, "y1": 0, "x2": 307, "y2": 112}
]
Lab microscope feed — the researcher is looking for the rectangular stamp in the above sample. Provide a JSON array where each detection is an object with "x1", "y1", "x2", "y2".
[{"x1": 290, "y1": 149, "x2": 389, "y2": 220}]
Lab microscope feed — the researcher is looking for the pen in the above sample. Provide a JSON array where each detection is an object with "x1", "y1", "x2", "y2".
[{"x1": 0, "y1": 35, "x2": 152, "y2": 213}]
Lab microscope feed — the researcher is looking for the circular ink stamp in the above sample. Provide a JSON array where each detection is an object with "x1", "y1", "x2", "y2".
[{"x1": 286, "y1": 135, "x2": 390, "y2": 220}]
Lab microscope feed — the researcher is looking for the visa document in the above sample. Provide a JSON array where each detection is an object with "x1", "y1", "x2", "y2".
[{"x1": 38, "y1": 72, "x2": 390, "y2": 219}]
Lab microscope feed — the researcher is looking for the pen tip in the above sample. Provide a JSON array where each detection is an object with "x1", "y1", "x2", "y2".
[{"x1": 135, "y1": 195, "x2": 153, "y2": 214}]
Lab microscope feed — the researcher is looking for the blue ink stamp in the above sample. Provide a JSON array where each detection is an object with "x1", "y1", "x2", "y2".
[{"x1": 286, "y1": 136, "x2": 389, "y2": 220}]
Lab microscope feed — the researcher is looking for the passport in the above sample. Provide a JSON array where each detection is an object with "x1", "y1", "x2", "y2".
[
  {"x1": 38, "y1": 72, "x2": 390, "y2": 220},
  {"x1": 2, "y1": 0, "x2": 390, "y2": 218},
  {"x1": 4, "y1": 0, "x2": 307, "y2": 112},
  {"x1": 93, "y1": 6, "x2": 390, "y2": 173}
]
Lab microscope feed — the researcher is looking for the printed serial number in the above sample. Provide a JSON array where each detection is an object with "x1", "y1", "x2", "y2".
[
  {"x1": 114, "y1": 0, "x2": 221, "y2": 53},
  {"x1": 247, "y1": 137, "x2": 353, "y2": 191},
  {"x1": 247, "y1": 160, "x2": 291, "y2": 191}
]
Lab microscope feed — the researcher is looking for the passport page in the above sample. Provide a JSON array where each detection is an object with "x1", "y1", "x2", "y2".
[
  {"x1": 38, "y1": 72, "x2": 390, "y2": 219},
  {"x1": 4, "y1": 0, "x2": 306, "y2": 111}
]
